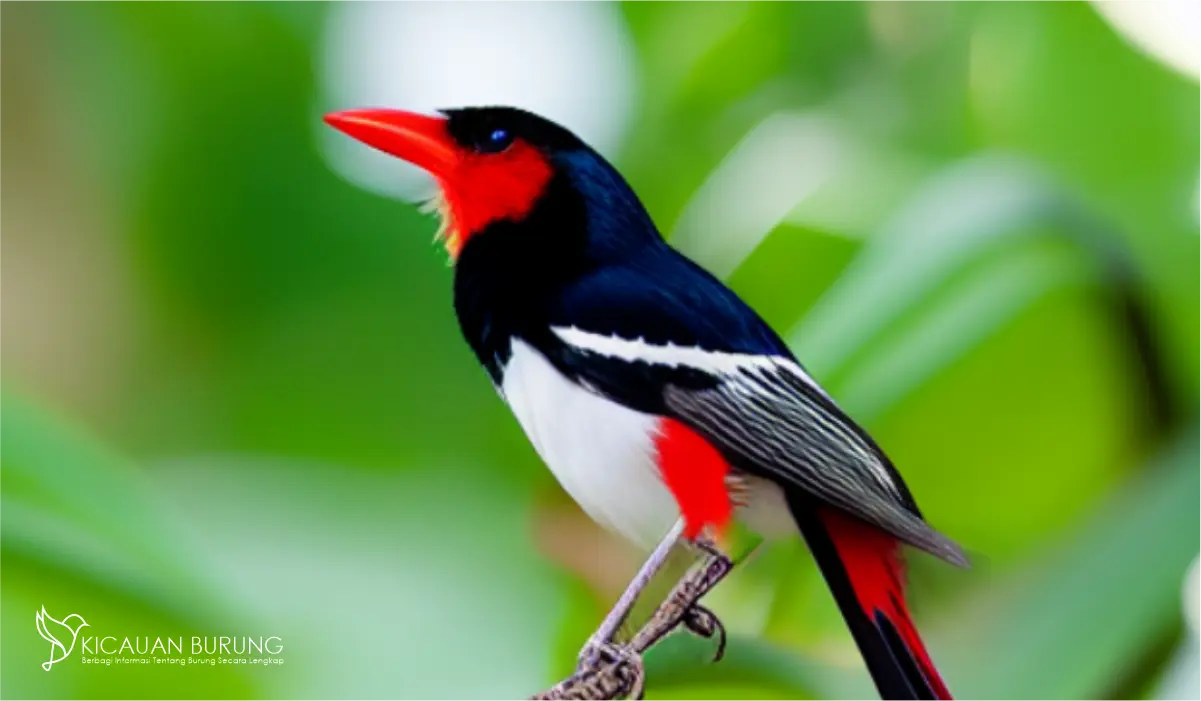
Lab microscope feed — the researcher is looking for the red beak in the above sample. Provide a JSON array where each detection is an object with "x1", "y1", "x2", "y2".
[{"x1": 324, "y1": 108, "x2": 458, "y2": 179}]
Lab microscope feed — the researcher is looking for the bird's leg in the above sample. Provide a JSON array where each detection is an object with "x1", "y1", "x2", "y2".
[
  {"x1": 574, "y1": 519, "x2": 686, "y2": 685},
  {"x1": 531, "y1": 540, "x2": 736, "y2": 701},
  {"x1": 629, "y1": 539, "x2": 733, "y2": 657}
]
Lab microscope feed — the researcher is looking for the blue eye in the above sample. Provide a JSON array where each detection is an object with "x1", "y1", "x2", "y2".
[{"x1": 478, "y1": 128, "x2": 513, "y2": 153}]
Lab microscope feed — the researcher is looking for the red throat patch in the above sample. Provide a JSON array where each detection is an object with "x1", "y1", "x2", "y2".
[
  {"x1": 434, "y1": 140, "x2": 553, "y2": 258},
  {"x1": 653, "y1": 418, "x2": 734, "y2": 541}
]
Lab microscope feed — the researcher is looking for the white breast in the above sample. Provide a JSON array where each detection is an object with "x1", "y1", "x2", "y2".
[{"x1": 500, "y1": 339, "x2": 679, "y2": 551}]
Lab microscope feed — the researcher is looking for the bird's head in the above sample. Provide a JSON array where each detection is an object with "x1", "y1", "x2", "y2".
[
  {"x1": 325, "y1": 106, "x2": 658, "y2": 263},
  {"x1": 62, "y1": 614, "x2": 89, "y2": 633}
]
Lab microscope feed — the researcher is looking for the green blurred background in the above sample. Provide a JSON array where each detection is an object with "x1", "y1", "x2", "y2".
[{"x1": 2, "y1": 2, "x2": 1198, "y2": 699}]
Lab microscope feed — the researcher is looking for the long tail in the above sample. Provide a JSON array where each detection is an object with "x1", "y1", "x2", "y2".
[{"x1": 788, "y1": 499, "x2": 952, "y2": 700}]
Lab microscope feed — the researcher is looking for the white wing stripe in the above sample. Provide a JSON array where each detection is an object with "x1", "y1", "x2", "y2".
[{"x1": 551, "y1": 326, "x2": 829, "y2": 396}]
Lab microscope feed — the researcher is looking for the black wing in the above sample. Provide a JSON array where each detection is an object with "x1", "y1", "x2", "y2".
[{"x1": 538, "y1": 245, "x2": 967, "y2": 566}]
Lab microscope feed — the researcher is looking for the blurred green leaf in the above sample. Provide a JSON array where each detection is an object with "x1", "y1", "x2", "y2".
[
  {"x1": 0, "y1": 392, "x2": 223, "y2": 618},
  {"x1": 644, "y1": 634, "x2": 826, "y2": 700},
  {"x1": 936, "y1": 429, "x2": 1200, "y2": 700},
  {"x1": 148, "y1": 453, "x2": 569, "y2": 699},
  {"x1": 836, "y1": 242, "x2": 1088, "y2": 423},
  {"x1": 791, "y1": 157, "x2": 1092, "y2": 379},
  {"x1": 725, "y1": 224, "x2": 859, "y2": 334}
]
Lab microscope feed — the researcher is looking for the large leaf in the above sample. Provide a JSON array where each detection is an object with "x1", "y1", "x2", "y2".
[
  {"x1": 788, "y1": 156, "x2": 1140, "y2": 384},
  {"x1": 935, "y1": 430, "x2": 1200, "y2": 700}
]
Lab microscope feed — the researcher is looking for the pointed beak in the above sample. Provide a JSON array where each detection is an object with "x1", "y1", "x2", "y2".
[{"x1": 324, "y1": 108, "x2": 458, "y2": 179}]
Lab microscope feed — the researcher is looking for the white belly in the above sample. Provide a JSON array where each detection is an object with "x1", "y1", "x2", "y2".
[{"x1": 501, "y1": 339, "x2": 679, "y2": 550}]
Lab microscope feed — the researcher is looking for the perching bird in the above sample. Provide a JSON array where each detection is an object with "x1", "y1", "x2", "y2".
[{"x1": 325, "y1": 106, "x2": 968, "y2": 700}]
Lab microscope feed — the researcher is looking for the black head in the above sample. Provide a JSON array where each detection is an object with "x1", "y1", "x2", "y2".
[
  {"x1": 439, "y1": 106, "x2": 589, "y2": 156},
  {"x1": 325, "y1": 104, "x2": 661, "y2": 261}
]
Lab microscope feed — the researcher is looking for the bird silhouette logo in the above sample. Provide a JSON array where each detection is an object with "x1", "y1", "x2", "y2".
[{"x1": 35, "y1": 606, "x2": 89, "y2": 671}]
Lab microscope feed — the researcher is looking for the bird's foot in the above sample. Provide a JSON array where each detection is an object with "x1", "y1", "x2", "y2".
[
  {"x1": 530, "y1": 538, "x2": 736, "y2": 700},
  {"x1": 571, "y1": 633, "x2": 610, "y2": 672},
  {"x1": 682, "y1": 604, "x2": 726, "y2": 662},
  {"x1": 533, "y1": 648, "x2": 648, "y2": 701},
  {"x1": 576, "y1": 639, "x2": 645, "y2": 700},
  {"x1": 628, "y1": 550, "x2": 733, "y2": 655}
]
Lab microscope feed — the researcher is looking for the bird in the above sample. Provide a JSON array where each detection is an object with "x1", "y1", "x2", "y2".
[
  {"x1": 36, "y1": 607, "x2": 89, "y2": 671},
  {"x1": 324, "y1": 105, "x2": 968, "y2": 700}
]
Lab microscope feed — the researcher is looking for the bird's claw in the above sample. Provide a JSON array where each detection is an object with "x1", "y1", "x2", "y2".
[
  {"x1": 528, "y1": 639, "x2": 641, "y2": 701},
  {"x1": 682, "y1": 605, "x2": 726, "y2": 662},
  {"x1": 575, "y1": 636, "x2": 603, "y2": 670},
  {"x1": 576, "y1": 639, "x2": 645, "y2": 700},
  {"x1": 611, "y1": 657, "x2": 645, "y2": 701}
]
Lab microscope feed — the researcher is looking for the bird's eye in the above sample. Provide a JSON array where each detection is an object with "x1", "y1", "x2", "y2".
[{"x1": 477, "y1": 128, "x2": 514, "y2": 154}]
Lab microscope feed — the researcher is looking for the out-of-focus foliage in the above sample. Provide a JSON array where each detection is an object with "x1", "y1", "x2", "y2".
[{"x1": 1, "y1": 2, "x2": 1197, "y2": 700}]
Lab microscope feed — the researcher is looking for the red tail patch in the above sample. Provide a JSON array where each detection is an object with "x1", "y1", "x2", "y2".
[
  {"x1": 820, "y1": 509, "x2": 952, "y2": 699},
  {"x1": 653, "y1": 418, "x2": 733, "y2": 540}
]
